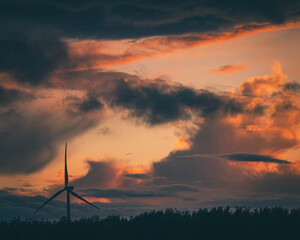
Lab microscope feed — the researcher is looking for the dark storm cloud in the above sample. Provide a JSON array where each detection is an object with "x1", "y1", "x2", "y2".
[
  {"x1": 0, "y1": 86, "x2": 33, "y2": 106},
  {"x1": 283, "y1": 82, "x2": 300, "y2": 92},
  {"x1": 251, "y1": 104, "x2": 267, "y2": 116},
  {"x1": 78, "y1": 96, "x2": 103, "y2": 113},
  {"x1": 203, "y1": 0, "x2": 300, "y2": 24},
  {"x1": 0, "y1": 35, "x2": 68, "y2": 85},
  {"x1": 0, "y1": 108, "x2": 19, "y2": 120},
  {"x1": 107, "y1": 79, "x2": 243, "y2": 125},
  {"x1": 21, "y1": 184, "x2": 33, "y2": 187},
  {"x1": 223, "y1": 153, "x2": 291, "y2": 164},
  {"x1": 0, "y1": 110, "x2": 99, "y2": 174},
  {"x1": 0, "y1": 0, "x2": 299, "y2": 40},
  {"x1": 70, "y1": 94, "x2": 104, "y2": 113},
  {"x1": 52, "y1": 70, "x2": 244, "y2": 124},
  {"x1": 124, "y1": 173, "x2": 149, "y2": 179}
]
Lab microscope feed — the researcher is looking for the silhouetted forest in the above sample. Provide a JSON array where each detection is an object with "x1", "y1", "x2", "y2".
[{"x1": 1, "y1": 207, "x2": 300, "y2": 240}]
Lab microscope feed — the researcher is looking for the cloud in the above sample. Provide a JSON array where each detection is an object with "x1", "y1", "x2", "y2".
[
  {"x1": 71, "y1": 161, "x2": 119, "y2": 189},
  {"x1": 53, "y1": 63, "x2": 300, "y2": 157},
  {"x1": 223, "y1": 153, "x2": 291, "y2": 164},
  {"x1": 0, "y1": 1, "x2": 299, "y2": 77},
  {"x1": 78, "y1": 96, "x2": 103, "y2": 113},
  {"x1": 250, "y1": 171, "x2": 300, "y2": 194},
  {"x1": 0, "y1": 108, "x2": 100, "y2": 174},
  {"x1": 68, "y1": 93, "x2": 104, "y2": 113},
  {"x1": 0, "y1": 1, "x2": 298, "y2": 77},
  {"x1": 106, "y1": 78, "x2": 242, "y2": 125},
  {"x1": 158, "y1": 184, "x2": 198, "y2": 193},
  {"x1": 80, "y1": 184, "x2": 199, "y2": 199},
  {"x1": 0, "y1": 86, "x2": 34, "y2": 106},
  {"x1": 211, "y1": 64, "x2": 247, "y2": 74},
  {"x1": 97, "y1": 126, "x2": 112, "y2": 135},
  {"x1": 0, "y1": 35, "x2": 68, "y2": 85},
  {"x1": 187, "y1": 63, "x2": 300, "y2": 156},
  {"x1": 49, "y1": 63, "x2": 300, "y2": 156},
  {"x1": 70, "y1": 153, "x2": 300, "y2": 204},
  {"x1": 67, "y1": 159, "x2": 201, "y2": 201},
  {"x1": 0, "y1": 1, "x2": 297, "y2": 78},
  {"x1": 70, "y1": 160, "x2": 150, "y2": 191},
  {"x1": 80, "y1": 188, "x2": 169, "y2": 199},
  {"x1": 51, "y1": 69, "x2": 140, "y2": 91},
  {"x1": 124, "y1": 174, "x2": 149, "y2": 180},
  {"x1": 0, "y1": 1, "x2": 299, "y2": 40},
  {"x1": 65, "y1": 22, "x2": 299, "y2": 72},
  {"x1": 1, "y1": 59, "x2": 298, "y2": 182},
  {"x1": 153, "y1": 154, "x2": 237, "y2": 188},
  {"x1": 152, "y1": 150, "x2": 300, "y2": 196},
  {"x1": 284, "y1": 82, "x2": 300, "y2": 92},
  {"x1": 21, "y1": 184, "x2": 33, "y2": 187},
  {"x1": 148, "y1": 63, "x2": 300, "y2": 195},
  {"x1": 187, "y1": 117, "x2": 298, "y2": 156}
]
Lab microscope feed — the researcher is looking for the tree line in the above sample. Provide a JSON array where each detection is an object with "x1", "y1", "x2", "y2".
[{"x1": 1, "y1": 207, "x2": 300, "y2": 240}]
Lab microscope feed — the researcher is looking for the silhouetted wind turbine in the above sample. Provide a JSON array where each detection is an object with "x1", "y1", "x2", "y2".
[{"x1": 34, "y1": 142, "x2": 98, "y2": 221}]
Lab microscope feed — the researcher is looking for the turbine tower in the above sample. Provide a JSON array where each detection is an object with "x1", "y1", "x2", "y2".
[{"x1": 34, "y1": 142, "x2": 98, "y2": 220}]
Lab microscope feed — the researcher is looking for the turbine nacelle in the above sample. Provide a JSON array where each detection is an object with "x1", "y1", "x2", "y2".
[{"x1": 65, "y1": 186, "x2": 74, "y2": 190}]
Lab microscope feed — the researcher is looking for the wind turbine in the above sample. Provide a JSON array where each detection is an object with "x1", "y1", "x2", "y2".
[{"x1": 34, "y1": 142, "x2": 98, "y2": 221}]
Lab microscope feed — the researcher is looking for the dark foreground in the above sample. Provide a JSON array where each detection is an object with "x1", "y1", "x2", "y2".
[{"x1": 1, "y1": 207, "x2": 300, "y2": 240}]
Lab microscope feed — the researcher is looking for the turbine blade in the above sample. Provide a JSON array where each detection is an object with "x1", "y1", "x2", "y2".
[
  {"x1": 70, "y1": 190, "x2": 99, "y2": 209},
  {"x1": 65, "y1": 142, "x2": 68, "y2": 186},
  {"x1": 34, "y1": 189, "x2": 65, "y2": 214}
]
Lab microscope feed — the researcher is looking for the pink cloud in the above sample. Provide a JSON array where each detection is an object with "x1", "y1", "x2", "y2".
[{"x1": 211, "y1": 64, "x2": 248, "y2": 74}]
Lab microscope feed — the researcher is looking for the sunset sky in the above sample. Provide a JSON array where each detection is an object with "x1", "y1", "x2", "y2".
[{"x1": 0, "y1": 0, "x2": 300, "y2": 219}]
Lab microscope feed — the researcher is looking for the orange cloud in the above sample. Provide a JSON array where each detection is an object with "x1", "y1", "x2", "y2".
[
  {"x1": 65, "y1": 21, "x2": 300, "y2": 71},
  {"x1": 173, "y1": 137, "x2": 191, "y2": 150},
  {"x1": 229, "y1": 61, "x2": 300, "y2": 155},
  {"x1": 211, "y1": 64, "x2": 248, "y2": 74},
  {"x1": 177, "y1": 61, "x2": 300, "y2": 182}
]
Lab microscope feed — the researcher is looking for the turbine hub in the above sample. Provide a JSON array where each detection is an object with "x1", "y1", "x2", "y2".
[{"x1": 66, "y1": 186, "x2": 74, "y2": 190}]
